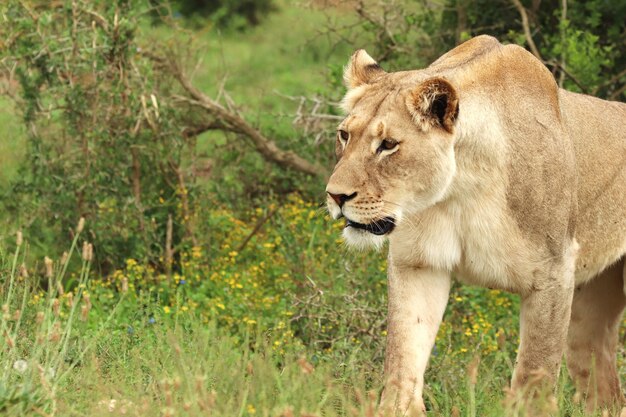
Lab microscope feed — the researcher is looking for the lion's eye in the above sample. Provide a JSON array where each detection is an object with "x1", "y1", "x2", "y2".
[
  {"x1": 338, "y1": 129, "x2": 349, "y2": 142},
  {"x1": 377, "y1": 139, "x2": 398, "y2": 153}
]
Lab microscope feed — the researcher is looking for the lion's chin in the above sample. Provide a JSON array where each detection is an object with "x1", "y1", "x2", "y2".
[{"x1": 342, "y1": 227, "x2": 387, "y2": 251}]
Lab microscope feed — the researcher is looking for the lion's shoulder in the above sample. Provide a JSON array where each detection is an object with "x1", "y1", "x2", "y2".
[
  {"x1": 428, "y1": 35, "x2": 502, "y2": 71},
  {"x1": 428, "y1": 35, "x2": 555, "y2": 99}
]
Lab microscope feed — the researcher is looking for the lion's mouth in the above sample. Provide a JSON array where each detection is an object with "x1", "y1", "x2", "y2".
[{"x1": 345, "y1": 217, "x2": 396, "y2": 235}]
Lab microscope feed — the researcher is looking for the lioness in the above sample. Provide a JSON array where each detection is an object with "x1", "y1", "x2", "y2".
[{"x1": 325, "y1": 35, "x2": 626, "y2": 415}]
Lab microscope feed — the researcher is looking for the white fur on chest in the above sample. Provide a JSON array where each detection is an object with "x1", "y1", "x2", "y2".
[
  {"x1": 390, "y1": 208, "x2": 462, "y2": 271},
  {"x1": 391, "y1": 194, "x2": 529, "y2": 291},
  {"x1": 452, "y1": 198, "x2": 524, "y2": 290}
]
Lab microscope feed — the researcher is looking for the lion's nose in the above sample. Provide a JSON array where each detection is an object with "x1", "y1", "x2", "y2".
[{"x1": 327, "y1": 191, "x2": 357, "y2": 208}]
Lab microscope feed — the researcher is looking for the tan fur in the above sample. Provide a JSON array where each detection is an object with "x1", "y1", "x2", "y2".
[{"x1": 325, "y1": 36, "x2": 626, "y2": 415}]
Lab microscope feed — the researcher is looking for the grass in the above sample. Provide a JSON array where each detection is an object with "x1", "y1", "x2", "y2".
[
  {"x1": 0, "y1": 214, "x2": 621, "y2": 417},
  {"x1": 0, "y1": 96, "x2": 24, "y2": 188}
]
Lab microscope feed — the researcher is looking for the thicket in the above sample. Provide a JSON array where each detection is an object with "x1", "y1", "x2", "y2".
[
  {"x1": 0, "y1": 231, "x2": 536, "y2": 416},
  {"x1": 0, "y1": 0, "x2": 327, "y2": 272},
  {"x1": 2, "y1": 1, "x2": 194, "y2": 270}
]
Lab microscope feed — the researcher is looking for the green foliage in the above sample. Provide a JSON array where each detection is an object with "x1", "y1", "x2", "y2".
[
  {"x1": 77, "y1": 196, "x2": 524, "y2": 372},
  {"x1": 1, "y1": 1, "x2": 197, "y2": 270},
  {"x1": 0, "y1": 1, "x2": 350, "y2": 268},
  {"x1": 169, "y1": 0, "x2": 277, "y2": 29},
  {"x1": 546, "y1": 22, "x2": 612, "y2": 92},
  {"x1": 437, "y1": 0, "x2": 625, "y2": 99}
]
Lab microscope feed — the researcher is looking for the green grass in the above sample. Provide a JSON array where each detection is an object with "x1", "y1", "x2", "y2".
[
  {"x1": 0, "y1": 96, "x2": 24, "y2": 187},
  {"x1": 0, "y1": 282, "x2": 607, "y2": 417},
  {"x1": 0, "y1": 216, "x2": 620, "y2": 417}
]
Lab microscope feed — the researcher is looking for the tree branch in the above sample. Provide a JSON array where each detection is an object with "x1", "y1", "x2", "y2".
[
  {"x1": 609, "y1": 83, "x2": 626, "y2": 101},
  {"x1": 511, "y1": 0, "x2": 543, "y2": 61},
  {"x1": 181, "y1": 121, "x2": 237, "y2": 138},
  {"x1": 545, "y1": 60, "x2": 588, "y2": 93},
  {"x1": 558, "y1": 0, "x2": 567, "y2": 87},
  {"x1": 236, "y1": 207, "x2": 278, "y2": 253},
  {"x1": 146, "y1": 51, "x2": 328, "y2": 178},
  {"x1": 174, "y1": 95, "x2": 327, "y2": 178},
  {"x1": 592, "y1": 67, "x2": 626, "y2": 96}
]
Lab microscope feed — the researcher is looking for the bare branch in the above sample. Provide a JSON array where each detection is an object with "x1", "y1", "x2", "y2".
[
  {"x1": 169, "y1": 158, "x2": 198, "y2": 246},
  {"x1": 174, "y1": 95, "x2": 327, "y2": 178},
  {"x1": 181, "y1": 121, "x2": 237, "y2": 138},
  {"x1": 558, "y1": 0, "x2": 567, "y2": 87},
  {"x1": 144, "y1": 50, "x2": 327, "y2": 178},
  {"x1": 592, "y1": 67, "x2": 626, "y2": 96},
  {"x1": 165, "y1": 214, "x2": 173, "y2": 279},
  {"x1": 190, "y1": 97, "x2": 320, "y2": 174},
  {"x1": 545, "y1": 60, "x2": 588, "y2": 93},
  {"x1": 274, "y1": 91, "x2": 342, "y2": 143},
  {"x1": 609, "y1": 83, "x2": 626, "y2": 101},
  {"x1": 236, "y1": 207, "x2": 278, "y2": 253},
  {"x1": 80, "y1": 8, "x2": 109, "y2": 32},
  {"x1": 511, "y1": 0, "x2": 543, "y2": 61}
]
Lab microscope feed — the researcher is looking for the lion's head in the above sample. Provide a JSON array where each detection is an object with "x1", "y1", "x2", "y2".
[{"x1": 326, "y1": 50, "x2": 460, "y2": 249}]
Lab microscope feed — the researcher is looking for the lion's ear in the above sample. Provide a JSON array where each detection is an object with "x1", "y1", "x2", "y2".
[
  {"x1": 407, "y1": 78, "x2": 459, "y2": 133},
  {"x1": 343, "y1": 49, "x2": 385, "y2": 89}
]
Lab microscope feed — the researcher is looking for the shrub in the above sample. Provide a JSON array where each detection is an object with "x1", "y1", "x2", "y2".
[{"x1": 1, "y1": 1, "x2": 197, "y2": 270}]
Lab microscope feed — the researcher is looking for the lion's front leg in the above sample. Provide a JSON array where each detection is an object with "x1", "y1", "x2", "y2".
[
  {"x1": 379, "y1": 263, "x2": 451, "y2": 416},
  {"x1": 511, "y1": 258, "x2": 575, "y2": 395}
]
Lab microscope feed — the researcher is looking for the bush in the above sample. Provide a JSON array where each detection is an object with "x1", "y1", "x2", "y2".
[{"x1": 1, "y1": 1, "x2": 197, "y2": 270}]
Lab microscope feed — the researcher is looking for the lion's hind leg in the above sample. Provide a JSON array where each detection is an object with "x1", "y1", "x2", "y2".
[{"x1": 566, "y1": 258, "x2": 626, "y2": 412}]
